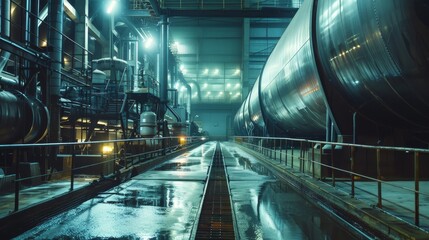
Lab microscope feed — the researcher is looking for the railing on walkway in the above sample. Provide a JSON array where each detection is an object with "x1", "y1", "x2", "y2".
[
  {"x1": 232, "y1": 136, "x2": 429, "y2": 228},
  {"x1": 0, "y1": 136, "x2": 205, "y2": 214}
]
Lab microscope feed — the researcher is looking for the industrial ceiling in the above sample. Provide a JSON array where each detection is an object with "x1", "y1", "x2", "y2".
[{"x1": 138, "y1": 0, "x2": 301, "y2": 105}]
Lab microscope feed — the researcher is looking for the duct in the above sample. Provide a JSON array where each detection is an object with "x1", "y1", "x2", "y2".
[
  {"x1": 0, "y1": 0, "x2": 12, "y2": 84},
  {"x1": 186, "y1": 80, "x2": 202, "y2": 102},
  {"x1": 0, "y1": 90, "x2": 49, "y2": 143},
  {"x1": 166, "y1": 104, "x2": 181, "y2": 122}
]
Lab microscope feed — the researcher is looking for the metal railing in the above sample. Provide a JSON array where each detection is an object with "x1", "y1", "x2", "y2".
[
  {"x1": 0, "y1": 136, "x2": 205, "y2": 215},
  {"x1": 232, "y1": 136, "x2": 429, "y2": 228}
]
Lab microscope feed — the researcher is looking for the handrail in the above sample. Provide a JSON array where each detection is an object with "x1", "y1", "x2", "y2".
[
  {"x1": 0, "y1": 136, "x2": 206, "y2": 214},
  {"x1": 232, "y1": 136, "x2": 428, "y2": 229}
]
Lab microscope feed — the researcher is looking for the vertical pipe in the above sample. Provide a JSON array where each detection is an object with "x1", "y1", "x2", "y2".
[
  {"x1": 48, "y1": 0, "x2": 63, "y2": 163},
  {"x1": 159, "y1": 15, "x2": 169, "y2": 119},
  {"x1": 28, "y1": 0, "x2": 40, "y2": 97},
  {"x1": 325, "y1": 109, "x2": 331, "y2": 142},
  {"x1": 414, "y1": 151, "x2": 420, "y2": 226},
  {"x1": 377, "y1": 148, "x2": 382, "y2": 208},
  {"x1": 0, "y1": 0, "x2": 11, "y2": 72},
  {"x1": 48, "y1": 0, "x2": 64, "y2": 142},
  {"x1": 24, "y1": 0, "x2": 31, "y2": 44}
]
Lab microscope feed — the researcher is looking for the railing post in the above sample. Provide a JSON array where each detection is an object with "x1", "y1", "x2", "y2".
[
  {"x1": 273, "y1": 139, "x2": 277, "y2": 160},
  {"x1": 279, "y1": 139, "x2": 282, "y2": 163},
  {"x1": 285, "y1": 140, "x2": 288, "y2": 167},
  {"x1": 311, "y1": 142, "x2": 315, "y2": 178},
  {"x1": 414, "y1": 151, "x2": 420, "y2": 226},
  {"x1": 300, "y1": 141, "x2": 304, "y2": 172},
  {"x1": 14, "y1": 149, "x2": 20, "y2": 212},
  {"x1": 351, "y1": 146, "x2": 355, "y2": 197},
  {"x1": 291, "y1": 143, "x2": 294, "y2": 169},
  {"x1": 331, "y1": 144, "x2": 335, "y2": 187},
  {"x1": 377, "y1": 148, "x2": 382, "y2": 208},
  {"x1": 70, "y1": 144, "x2": 75, "y2": 191},
  {"x1": 319, "y1": 143, "x2": 323, "y2": 179}
]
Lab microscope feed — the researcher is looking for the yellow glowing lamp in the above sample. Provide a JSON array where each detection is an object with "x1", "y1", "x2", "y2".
[{"x1": 102, "y1": 145, "x2": 113, "y2": 154}]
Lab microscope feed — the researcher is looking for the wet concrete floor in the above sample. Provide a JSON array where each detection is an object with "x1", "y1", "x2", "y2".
[{"x1": 15, "y1": 142, "x2": 360, "y2": 239}]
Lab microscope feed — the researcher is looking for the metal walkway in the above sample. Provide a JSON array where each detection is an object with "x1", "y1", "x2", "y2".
[{"x1": 195, "y1": 143, "x2": 235, "y2": 239}]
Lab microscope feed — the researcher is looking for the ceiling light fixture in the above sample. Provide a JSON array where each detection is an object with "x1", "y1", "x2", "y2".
[
  {"x1": 144, "y1": 37, "x2": 154, "y2": 49},
  {"x1": 106, "y1": 0, "x2": 117, "y2": 14}
]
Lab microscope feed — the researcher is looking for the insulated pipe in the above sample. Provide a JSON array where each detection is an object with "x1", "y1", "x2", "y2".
[{"x1": 48, "y1": 0, "x2": 64, "y2": 143}]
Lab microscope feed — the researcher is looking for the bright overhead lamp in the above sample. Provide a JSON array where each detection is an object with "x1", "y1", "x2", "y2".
[
  {"x1": 226, "y1": 83, "x2": 231, "y2": 87},
  {"x1": 144, "y1": 37, "x2": 154, "y2": 49},
  {"x1": 234, "y1": 69, "x2": 241, "y2": 75},
  {"x1": 203, "y1": 68, "x2": 209, "y2": 75},
  {"x1": 214, "y1": 69, "x2": 219, "y2": 75},
  {"x1": 106, "y1": 0, "x2": 117, "y2": 14}
]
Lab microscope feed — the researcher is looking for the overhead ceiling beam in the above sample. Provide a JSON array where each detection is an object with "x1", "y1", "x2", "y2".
[
  {"x1": 123, "y1": 10, "x2": 152, "y2": 17},
  {"x1": 160, "y1": 8, "x2": 298, "y2": 18}
]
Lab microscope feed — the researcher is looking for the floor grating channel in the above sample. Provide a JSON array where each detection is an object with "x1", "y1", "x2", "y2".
[{"x1": 195, "y1": 143, "x2": 235, "y2": 239}]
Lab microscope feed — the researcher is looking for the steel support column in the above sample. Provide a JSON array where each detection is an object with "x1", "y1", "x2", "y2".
[
  {"x1": 159, "y1": 15, "x2": 169, "y2": 119},
  {"x1": 47, "y1": 0, "x2": 64, "y2": 154}
]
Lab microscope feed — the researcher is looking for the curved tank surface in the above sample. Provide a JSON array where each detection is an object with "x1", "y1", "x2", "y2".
[
  {"x1": 0, "y1": 90, "x2": 49, "y2": 143},
  {"x1": 234, "y1": 0, "x2": 429, "y2": 143},
  {"x1": 139, "y1": 111, "x2": 157, "y2": 137},
  {"x1": 316, "y1": 0, "x2": 429, "y2": 135}
]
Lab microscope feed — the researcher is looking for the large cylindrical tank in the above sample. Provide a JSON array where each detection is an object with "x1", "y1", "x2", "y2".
[
  {"x1": 139, "y1": 111, "x2": 157, "y2": 137},
  {"x1": 0, "y1": 90, "x2": 49, "y2": 143},
  {"x1": 234, "y1": 0, "x2": 429, "y2": 141},
  {"x1": 315, "y1": 0, "x2": 429, "y2": 135},
  {"x1": 234, "y1": 0, "x2": 326, "y2": 138}
]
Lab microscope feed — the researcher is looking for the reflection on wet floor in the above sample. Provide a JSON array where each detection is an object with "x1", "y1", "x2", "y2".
[
  {"x1": 222, "y1": 142, "x2": 358, "y2": 240},
  {"x1": 16, "y1": 142, "x2": 359, "y2": 239},
  {"x1": 16, "y1": 142, "x2": 217, "y2": 239},
  {"x1": 153, "y1": 159, "x2": 201, "y2": 171}
]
